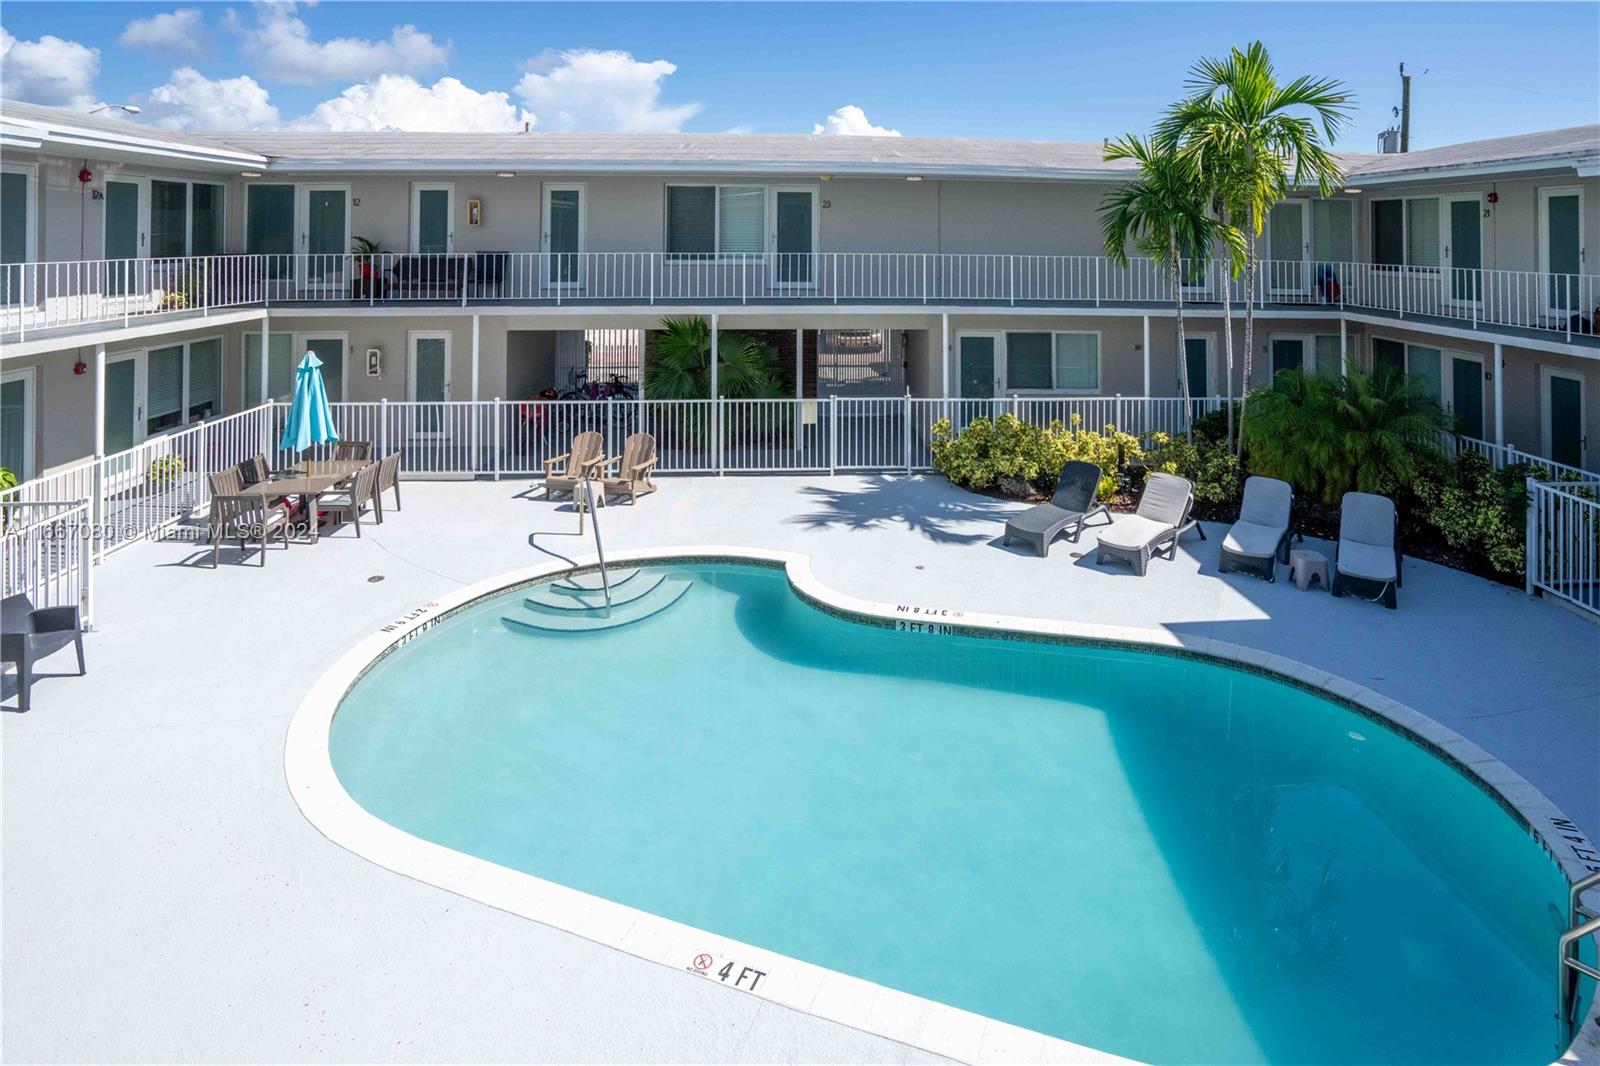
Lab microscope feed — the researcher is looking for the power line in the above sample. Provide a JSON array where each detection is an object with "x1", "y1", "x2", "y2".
[{"x1": 1419, "y1": 67, "x2": 1595, "y2": 105}]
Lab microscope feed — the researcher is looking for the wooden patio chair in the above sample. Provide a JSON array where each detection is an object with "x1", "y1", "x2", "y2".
[
  {"x1": 600, "y1": 432, "x2": 658, "y2": 504},
  {"x1": 543, "y1": 431, "x2": 605, "y2": 499}
]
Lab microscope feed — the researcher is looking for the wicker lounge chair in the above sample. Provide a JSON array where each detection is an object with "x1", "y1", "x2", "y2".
[
  {"x1": 600, "y1": 433, "x2": 658, "y2": 504},
  {"x1": 1095, "y1": 472, "x2": 1205, "y2": 576},
  {"x1": 373, "y1": 451, "x2": 402, "y2": 521},
  {"x1": 544, "y1": 431, "x2": 605, "y2": 498},
  {"x1": 1218, "y1": 476, "x2": 1299, "y2": 582},
  {"x1": 319, "y1": 462, "x2": 381, "y2": 537},
  {"x1": 333, "y1": 441, "x2": 372, "y2": 461},
  {"x1": 1002, "y1": 461, "x2": 1110, "y2": 557},
  {"x1": 1331, "y1": 492, "x2": 1402, "y2": 608},
  {"x1": 2, "y1": 593, "x2": 86, "y2": 712}
]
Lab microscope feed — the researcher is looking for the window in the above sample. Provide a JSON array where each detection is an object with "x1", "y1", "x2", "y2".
[
  {"x1": 191, "y1": 184, "x2": 224, "y2": 256},
  {"x1": 0, "y1": 369, "x2": 34, "y2": 480},
  {"x1": 1405, "y1": 343, "x2": 1443, "y2": 401},
  {"x1": 244, "y1": 332, "x2": 295, "y2": 404},
  {"x1": 146, "y1": 344, "x2": 186, "y2": 434},
  {"x1": 1372, "y1": 196, "x2": 1439, "y2": 269},
  {"x1": 188, "y1": 338, "x2": 221, "y2": 420},
  {"x1": 1313, "y1": 335, "x2": 1343, "y2": 377},
  {"x1": 1372, "y1": 337, "x2": 1406, "y2": 375},
  {"x1": 667, "y1": 185, "x2": 771, "y2": 256},
  {"x1": 150, "y1": 179, "x2": 225, "y2": 258},
  {"x1": 1003, "y1": 331, "x2": 1099, "y2": 392},
  {"x1": 1312, "y1": 199, "x2": 1354, "y2": 262}
]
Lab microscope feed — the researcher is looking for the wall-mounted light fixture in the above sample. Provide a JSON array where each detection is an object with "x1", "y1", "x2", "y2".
[
  {"x1": 241, "y1": 170, "x2": 263, "y2": 178},
  {"x1": 905, "y1": 175, "x2": 923, "y2": 182},
  {"x1": 495, "y1": 171, "x2": 516, "y2": 178}
]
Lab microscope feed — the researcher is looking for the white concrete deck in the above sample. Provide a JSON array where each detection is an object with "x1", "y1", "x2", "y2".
[{"x1": 4, "y1": 474, "x2": 1597, "y2": 1064}]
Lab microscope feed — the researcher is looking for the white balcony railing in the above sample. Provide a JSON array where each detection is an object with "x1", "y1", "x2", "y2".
[{"x1": 2, "y1": 252, "x2": 1596, "y2": 343}]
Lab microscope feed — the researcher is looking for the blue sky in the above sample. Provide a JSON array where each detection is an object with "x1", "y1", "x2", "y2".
[{"x1": 2, "y1": 2, "x2": 1596, "y2": 146}]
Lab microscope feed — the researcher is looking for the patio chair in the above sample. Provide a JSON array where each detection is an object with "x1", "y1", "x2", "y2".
[
  {"x1": 239, "y1": 454, "x2": 271, "y2": 485},
  {"x1": 600, "y1": 432, "x2": 658, "y2": 504},
  {"x1": 1218, "y1": 476, "x2": 1299, "y2": 582},
  {"x1": 1095, "y1": 472, "x2": 1205, "y2": 576},
  {"x1": 2, "y1": 593, "x2": 86, "y2": 713},
  {"x1": 373, "y1": 451, "x2": 402, "y2": 522},
  {"x1": 1002, "y1": 460, "x2": 1110, "y2": 557},
  {"x1": 207, "y1": 492, "x2": 292, "y2": 567},
  {"x1": 319, "y1": 462, "x2": 380, "y2": 537},
  {"x1": 1331, "y1": 492, "x2": 1402, "y2": 609},
  {"x1": 544, "y1": 431, "x2": 605, "y2": 499},
  {"x1": 333, "y1": 441, "x2": 372, "y2": 461}
]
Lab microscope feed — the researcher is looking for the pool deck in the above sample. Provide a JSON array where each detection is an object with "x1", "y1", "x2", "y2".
[{"x1": 4, "y1": 474, "x2": 1598, "y2": 1064}]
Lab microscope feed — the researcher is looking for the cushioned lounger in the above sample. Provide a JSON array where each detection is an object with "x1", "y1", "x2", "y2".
[
  {"x1": 1331, "y1": 491, "x2": 1403, "y2": 608},
  {"x1": 1218, "y1": 476, "x2": 1298, "y2": 582},
  {"x1": 1002, "y1": 461, "x2": 1110, "y2": 557},
  {"x1": 1095, "y1": 472, "x2": 1204, "y2": 576}
]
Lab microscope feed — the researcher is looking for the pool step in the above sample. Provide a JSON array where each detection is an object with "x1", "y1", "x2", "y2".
[
  {"x1": 549, "y1": 567, "x2": 642, "y2": 594},
  {"x1": 500, "y1": 575, "x2": 692, "y2": 634},
  {"x1": 524, "y1": 571, "x2": 667, "y2": 613}
]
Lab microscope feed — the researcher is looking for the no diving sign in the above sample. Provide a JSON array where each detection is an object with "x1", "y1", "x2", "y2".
[{"x1": 687, "y1": 951, "x2": 767, "y2": 992}]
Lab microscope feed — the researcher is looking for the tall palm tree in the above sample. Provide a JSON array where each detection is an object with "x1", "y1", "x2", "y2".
[
  {"x1": 1159, "y1": 41, "x2": 1352, "y2": 452},
  {"x1": 1100, "y1": 134, "x2": 1243, "y2": 438},
  {"x1": 644, "y1": 317, "x2": 784, "y2": 401}
]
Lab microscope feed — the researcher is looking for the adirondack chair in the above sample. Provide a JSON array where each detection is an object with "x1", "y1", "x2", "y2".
[
  {"x1": 600, "y1": 432, "x2": 658, "y2": 504},
  {"x1": 543, "y1": 431, "x2": 605, "y2": 498}
]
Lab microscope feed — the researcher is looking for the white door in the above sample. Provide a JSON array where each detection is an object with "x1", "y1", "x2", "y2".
[
  {"x1": 410, "y1": 183, "x2": 454, "y2": 255},
  {"x1": 1540, "y1": 187, "x2": 1586, "y2": 318},
  {"x1": 541, "y1": 184, "x2": 584, "y2": 289},
  {"x1": 407, "y1": 332, "x2": 452, "y2": 439},
  {"x1": 1266, "y1": 200, "x2": 1310, "y2": 296},
  {"x1": 299, "y1": 184, "x2": 350, "y2": 292},
  {"x1": 1442, "y1": 194, "x2": 1484, "y2": 308},
  {"x1": 769, "y1": 187, "x2": 818, "y2": 289},
  {"x1": 104, "y1": 175, "x2": 150, "y2": 298}
]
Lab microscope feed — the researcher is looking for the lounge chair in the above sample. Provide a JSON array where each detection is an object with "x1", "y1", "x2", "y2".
[
  {"x1": 1002, "y1": 460, "x2": 1110, "y2": 557},
  {"x1": 600, "y1": 432, "x2": 658, "y2": 504},
  {"x1": 1095, "y1": 472, "x2": 1205, "y2": 576},
  {"x1": 207, "y1": 491, "x2": 292, "y2": 566},
  {"x1": 333, "y1": 441, "x2": 372, "y2": 461},
  {"x1": 373, "y1": 451, "x2": 402, "y2": 521},
  {"x1": 319, "y1": 462, "x2": 381, "y2": 537},
  {"x1": 1331, "y1": 492, "x2": 1402, "y2": 608},
  {"x1": 1218, "y1": 476, "x2": 1299, "y2": 582},
  {"x1": 2, "y1": 593, "x2": 86, "y2": 712},
  {"x1": 544, "y1": 431, "x2": 605, "y2": 499}
]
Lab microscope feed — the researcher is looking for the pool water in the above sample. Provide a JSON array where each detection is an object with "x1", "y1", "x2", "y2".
[{"x1": 330, "y1": 563, "x2": 1576, "y2": 1065}]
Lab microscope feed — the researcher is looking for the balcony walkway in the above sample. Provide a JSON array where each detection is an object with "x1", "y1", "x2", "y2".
[{"x1": 4, "y1": 476, "x2": 1596, "y2": 1063}]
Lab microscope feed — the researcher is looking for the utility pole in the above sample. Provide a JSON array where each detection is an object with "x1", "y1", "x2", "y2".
[{"x1": 1399, "y1": 63, "x2": 1412, "y2": 153}]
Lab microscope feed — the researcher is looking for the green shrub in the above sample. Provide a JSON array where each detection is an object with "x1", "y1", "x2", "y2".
[
  {"x1": 1146, "y1": 433, "x2": 1243, "y2": 504},
  {"x1": 930, "y1": 414, "x2": 1142, "y2": 498},
  {"x1": 1411, "y1": 451, "x2": 1528, "y2": 577},
  {"x1": 1189, "y1": 403, "x2": 1238, "y2": 445}
]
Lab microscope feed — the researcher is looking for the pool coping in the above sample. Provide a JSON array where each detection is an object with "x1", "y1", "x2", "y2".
[{"x1": 284, "y1": 546, "x2": 1600, "y2": 1066}]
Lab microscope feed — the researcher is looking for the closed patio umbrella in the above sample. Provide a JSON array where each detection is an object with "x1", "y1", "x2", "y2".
[{"x1": 278, "y1": 351, "x2": 341, "y2": 454}]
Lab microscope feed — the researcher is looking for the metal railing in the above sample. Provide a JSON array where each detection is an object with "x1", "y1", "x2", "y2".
[
  {"x1": 0, "y1": 499, "x2": 94, "y2": 625},
  {"x1": 4, "y1": 253, "x2": 1597, "y2": 343},
  {"x1": 1558, "y1": 870, "x2": 1600, "y2": 1049},
  {"x1": 1526, "y1": 477, "x2": 1600, "y2": 617}
]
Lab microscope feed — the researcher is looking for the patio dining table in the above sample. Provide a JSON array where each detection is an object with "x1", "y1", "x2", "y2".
[{"x1": 235, "y1": 460, "x2": 368, "y2": 543}]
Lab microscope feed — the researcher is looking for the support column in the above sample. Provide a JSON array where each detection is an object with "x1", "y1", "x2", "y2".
[
  {"x1": 941, "y1": 313, "x2": 950, "y2": 398},
  {"x1": 470, "y1": 314, "x2": 480, "y2": 401},
  {"x1": 259, "y1": 313, "x2": 270, "y2": 406},
  {"x1": 710, "y1": 313, "x2": 720, "y2": 475},
  {"x1": 471, "y1": 314, "x2": 481, "y2": 471},
  {"x1": 93, "y1": 343, "x2": 106, "y2": 562},
  {"x1": 1141, "y1": 315, "x2": 1151, "y2": 397},
  {"x1": 794, "y1": 327, "x2": 804, "y2": 457},
  {"x1": 1339, "y1": 318, "x2": 1349, "y2": 376},
  {"x1": 1493, "y1": 341, "x2": 1504, "y2": 447}
]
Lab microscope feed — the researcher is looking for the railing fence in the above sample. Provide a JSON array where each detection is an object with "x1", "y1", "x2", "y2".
[
  {"x1": 0, "y1": 499, "x2": 94, "y2": 625},
  {"x1": 1527, "y1": 478, "x2": 1600, "y2": 618}
]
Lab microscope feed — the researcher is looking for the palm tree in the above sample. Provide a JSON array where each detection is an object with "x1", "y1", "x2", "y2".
[
  {"x1": 1159, "y1": 41, "x2": 1352, "y2": 452},
  {"x1": 1100, "y1": 134, "x2": 1242, "y2": 438},
  {"x1": 643, "y1": 317, "x2": 784, "y2": 401}
]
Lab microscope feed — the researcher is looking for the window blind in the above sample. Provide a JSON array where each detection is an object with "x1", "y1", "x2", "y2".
[
  {"x1": 244, "y1": 333, "x2": 294, "y2": 403},
  {"x1": 1005, "y1": 332, "x2": 1053, "y2": 390},
  {"x1": 1314, "y1": 335, "x2": 1343, "y2": 377},
  {"x1": 1312, "y1": 200, "x2": 1353, "y2": 262},
  {"x1": 1054, "y1": 333, "x2": 1099, "y2": 391},
  {"x1": 1406, "y1": 344, "x2": 1443, "y2": 401},
  {"x1": 147, "y1": 345, "x2": 185, "y2": 432},
  {"x1": 188, "y1": 338, "x2": 221, "y2": 418},
  {"x1": 1406, "y1": 199, "x2": 1440, "y2": 268},
  {"x1": 717, "y1": 186, "x2": 765, "y2": 254},
  {"x1": 666, "y1": 186, "x2": 716, "y2": 255},
  {"x1": 191, "y1": 184, "x2": 224, "y2": 257},
  {"x1": 151, "y1": 181, "x2": 188, "y2": 258}
]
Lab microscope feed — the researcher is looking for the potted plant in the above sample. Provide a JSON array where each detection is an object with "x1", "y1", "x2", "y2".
[
  {"x1": 148, "y1": 453, "x2": 185, "y2": 487},
  {"x1": 352, "y1": 236, "x2": 383, "y2": 298}
]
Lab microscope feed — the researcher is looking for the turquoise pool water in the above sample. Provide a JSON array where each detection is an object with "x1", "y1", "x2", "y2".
[{"x1": 330, "y1": 563, "x2": 1578, "y2": 1065}]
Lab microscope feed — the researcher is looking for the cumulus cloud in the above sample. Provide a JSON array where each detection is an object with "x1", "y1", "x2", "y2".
[
  {"x1": 119, "y1": 8, "x2": 206, "y2": 56},
  {"x1": 296, "y1": 74, "x2": 531, "y2": 131},
  {"x1": 515, "y1": 49, "x2": 701, "y2": 132},
  {"x1": 140, "y1": 67, "x2": 280, "y2": 130},
  {"x1": 229, "y1": 2, "x2": 448, "y2": 85},
  {"x1": 0, "y1": 27, "x2": 101, "y2": 109},
  {"x1": 811, "y1": 105, "x2": 901, "y2": 137}
]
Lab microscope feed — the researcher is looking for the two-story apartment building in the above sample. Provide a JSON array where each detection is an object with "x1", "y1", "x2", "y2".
[{"x1": 1, "y1": 97, "x2": 1596, "y2": 483}]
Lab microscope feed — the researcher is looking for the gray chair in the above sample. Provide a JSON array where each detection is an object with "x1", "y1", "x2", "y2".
[
  {"x1": 320, "y1": 462, "x2": 380, "y2": 537},
  {"x1": 1095, "y1": 472, "x2": 1205, "y2": 576},
  {"x1": 207, "y1": 492, "x2": 292, "y2": 566},
  {"x1": 2, "y1": 594, "x2": 86, "y2": 712},
  {"x1": 333, "y1": 441, "x2": 372, "y2": 461},
  {"x1": 1003, "y1": 461, "x2": 1110, "y2": 557},
  {"x1": 1218, "y1": 476, "x2": 1299, "y2": 582},
  {"x1": 1331, "y1": 492, "x2": 1402, "y2": 608},
  {"x1": 373, "y1": 451, "x2": 402, "y2": 521}
]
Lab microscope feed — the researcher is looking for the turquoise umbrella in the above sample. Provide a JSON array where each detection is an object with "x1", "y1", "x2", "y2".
[{"x1": 278, "y1": 351, "x2": 341, "y2": 454}]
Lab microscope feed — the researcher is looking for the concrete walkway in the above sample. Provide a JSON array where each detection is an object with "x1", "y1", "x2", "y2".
[{"x1": 4, "y1": 475, "x2": 1596, "y2": 1064}]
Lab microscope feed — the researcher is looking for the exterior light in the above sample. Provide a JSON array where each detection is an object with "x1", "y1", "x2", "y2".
[
  {"x1": 88, "y1": 103, "x2": 141, "y2": 115},
  {"x1": 905, "y1": 175, "x2": 923, "y2": 182},
  {"x1": 496, "y1": 171, "x2": 517, "y2": 178},
  {"x1": 241, "y1": 170, "x2": 263, "y2": 178},
  {"x1": 1343, "y1": 187, "x2": 1362, "y2": 194},
  {"x1": 819, "y1": 174, "x2": 832, "y2": 181}
]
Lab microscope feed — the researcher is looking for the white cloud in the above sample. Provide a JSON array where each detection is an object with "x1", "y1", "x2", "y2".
[
  {"x1": 229, "y1": 2, "x2": 448, "y2": 85},
  {"x1": 811, "y1": 105, "x2": 901, "y2": 137},
  {"x1": 297, "y1": 74, "x2": 530, "y2": 132},
  {"x1": 140, "y1": 67, "x2": 279, "y2": 130},
  {"x1": 119, "y1": 9, "x2": 206, "y2": 55},
  {"x1": 515, "y1": 49, "x2": 701, "y2": 132},
  {"x1": 0, "y1": 27, "x2": 100, "y2": 109}
]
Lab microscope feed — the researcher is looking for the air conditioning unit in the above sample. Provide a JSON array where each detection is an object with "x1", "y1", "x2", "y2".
[{"x1": 1377, "y1": 128, "x2": 1401, "y2": 154}]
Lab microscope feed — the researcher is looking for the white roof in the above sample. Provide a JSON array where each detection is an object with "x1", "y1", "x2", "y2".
[{"x1": 0, "y1": 99, "x2": 268, "y2": 170}]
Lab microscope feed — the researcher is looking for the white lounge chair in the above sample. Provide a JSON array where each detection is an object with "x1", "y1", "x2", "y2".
[
  {"x1": 1218, "y1": 476, "x2": 1298, "y2": 582},
  {"x1": 1331, "y1": 492, "x2": 1402, "y2": 608},
  {"x1": 1095, "y1": 472, "x2": 1204, "y2": 576}
]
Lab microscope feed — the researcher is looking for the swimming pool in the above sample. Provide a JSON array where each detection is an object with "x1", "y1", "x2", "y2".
[{"x1": 318, "y1": 559, "x2": 1582, "y2": 1064}]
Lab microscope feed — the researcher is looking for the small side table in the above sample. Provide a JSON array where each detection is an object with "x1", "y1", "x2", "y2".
[{"x1": 1288, "y1": 548, "x2": 1329, "y2": 592}]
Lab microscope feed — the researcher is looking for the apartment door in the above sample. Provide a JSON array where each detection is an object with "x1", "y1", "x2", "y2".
[
  {"x1": 408, "y1": 332, "x2": 451, "y2": 438},
  {"x1": 1540, "y1": 187, "x2": 1584, "y2": 317},
  {"x1": 246, "y1": 184, "x2": 295, "y2": 279},
  {"x1": 411, "y1": 183, "x2": 454, "y2": 255},
  {"x1": 769, "y1": 187, "x2": 817, "y2": 288},
  {"x1": 1266, "y1": 200, "x2": 1310, "y2": 296},
  {"x1": 1270, "y1": 336, "x2": 1307, "y2": 378},
  {"x1": 300, "y1": 185, "x2": 349, "y2": 291},
  {"x1": 1183, "y1": 334, "x2": 1211, "y2": 392},
  {"x1": 1443, "y1": 195, "x2": 1483, "y2": 307},
  {"x1": 102, "y1": 351, "x2": 144, "y2": 454},
  {"x1": 1, "y1": 164, "x2": 36, "y2": 305},
  {"x1": 1447, "y1": 352, "x2": 1485, "y2": 439},
  {"x1": 1543, "y1": 368, "x2": 1587, "y2": 468},
  {"x1": 542, "y1": 184, "x2": 584, "y2": 289},
  {"x1": 957, "y1": 333, "x2": 999, "y2": 399},
  {"x1": 0, "y1": 369, "x2": 34, "y2": 480},
  {"x1": 105, "y1": 176, "x2": 149, "y2": 296}
]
